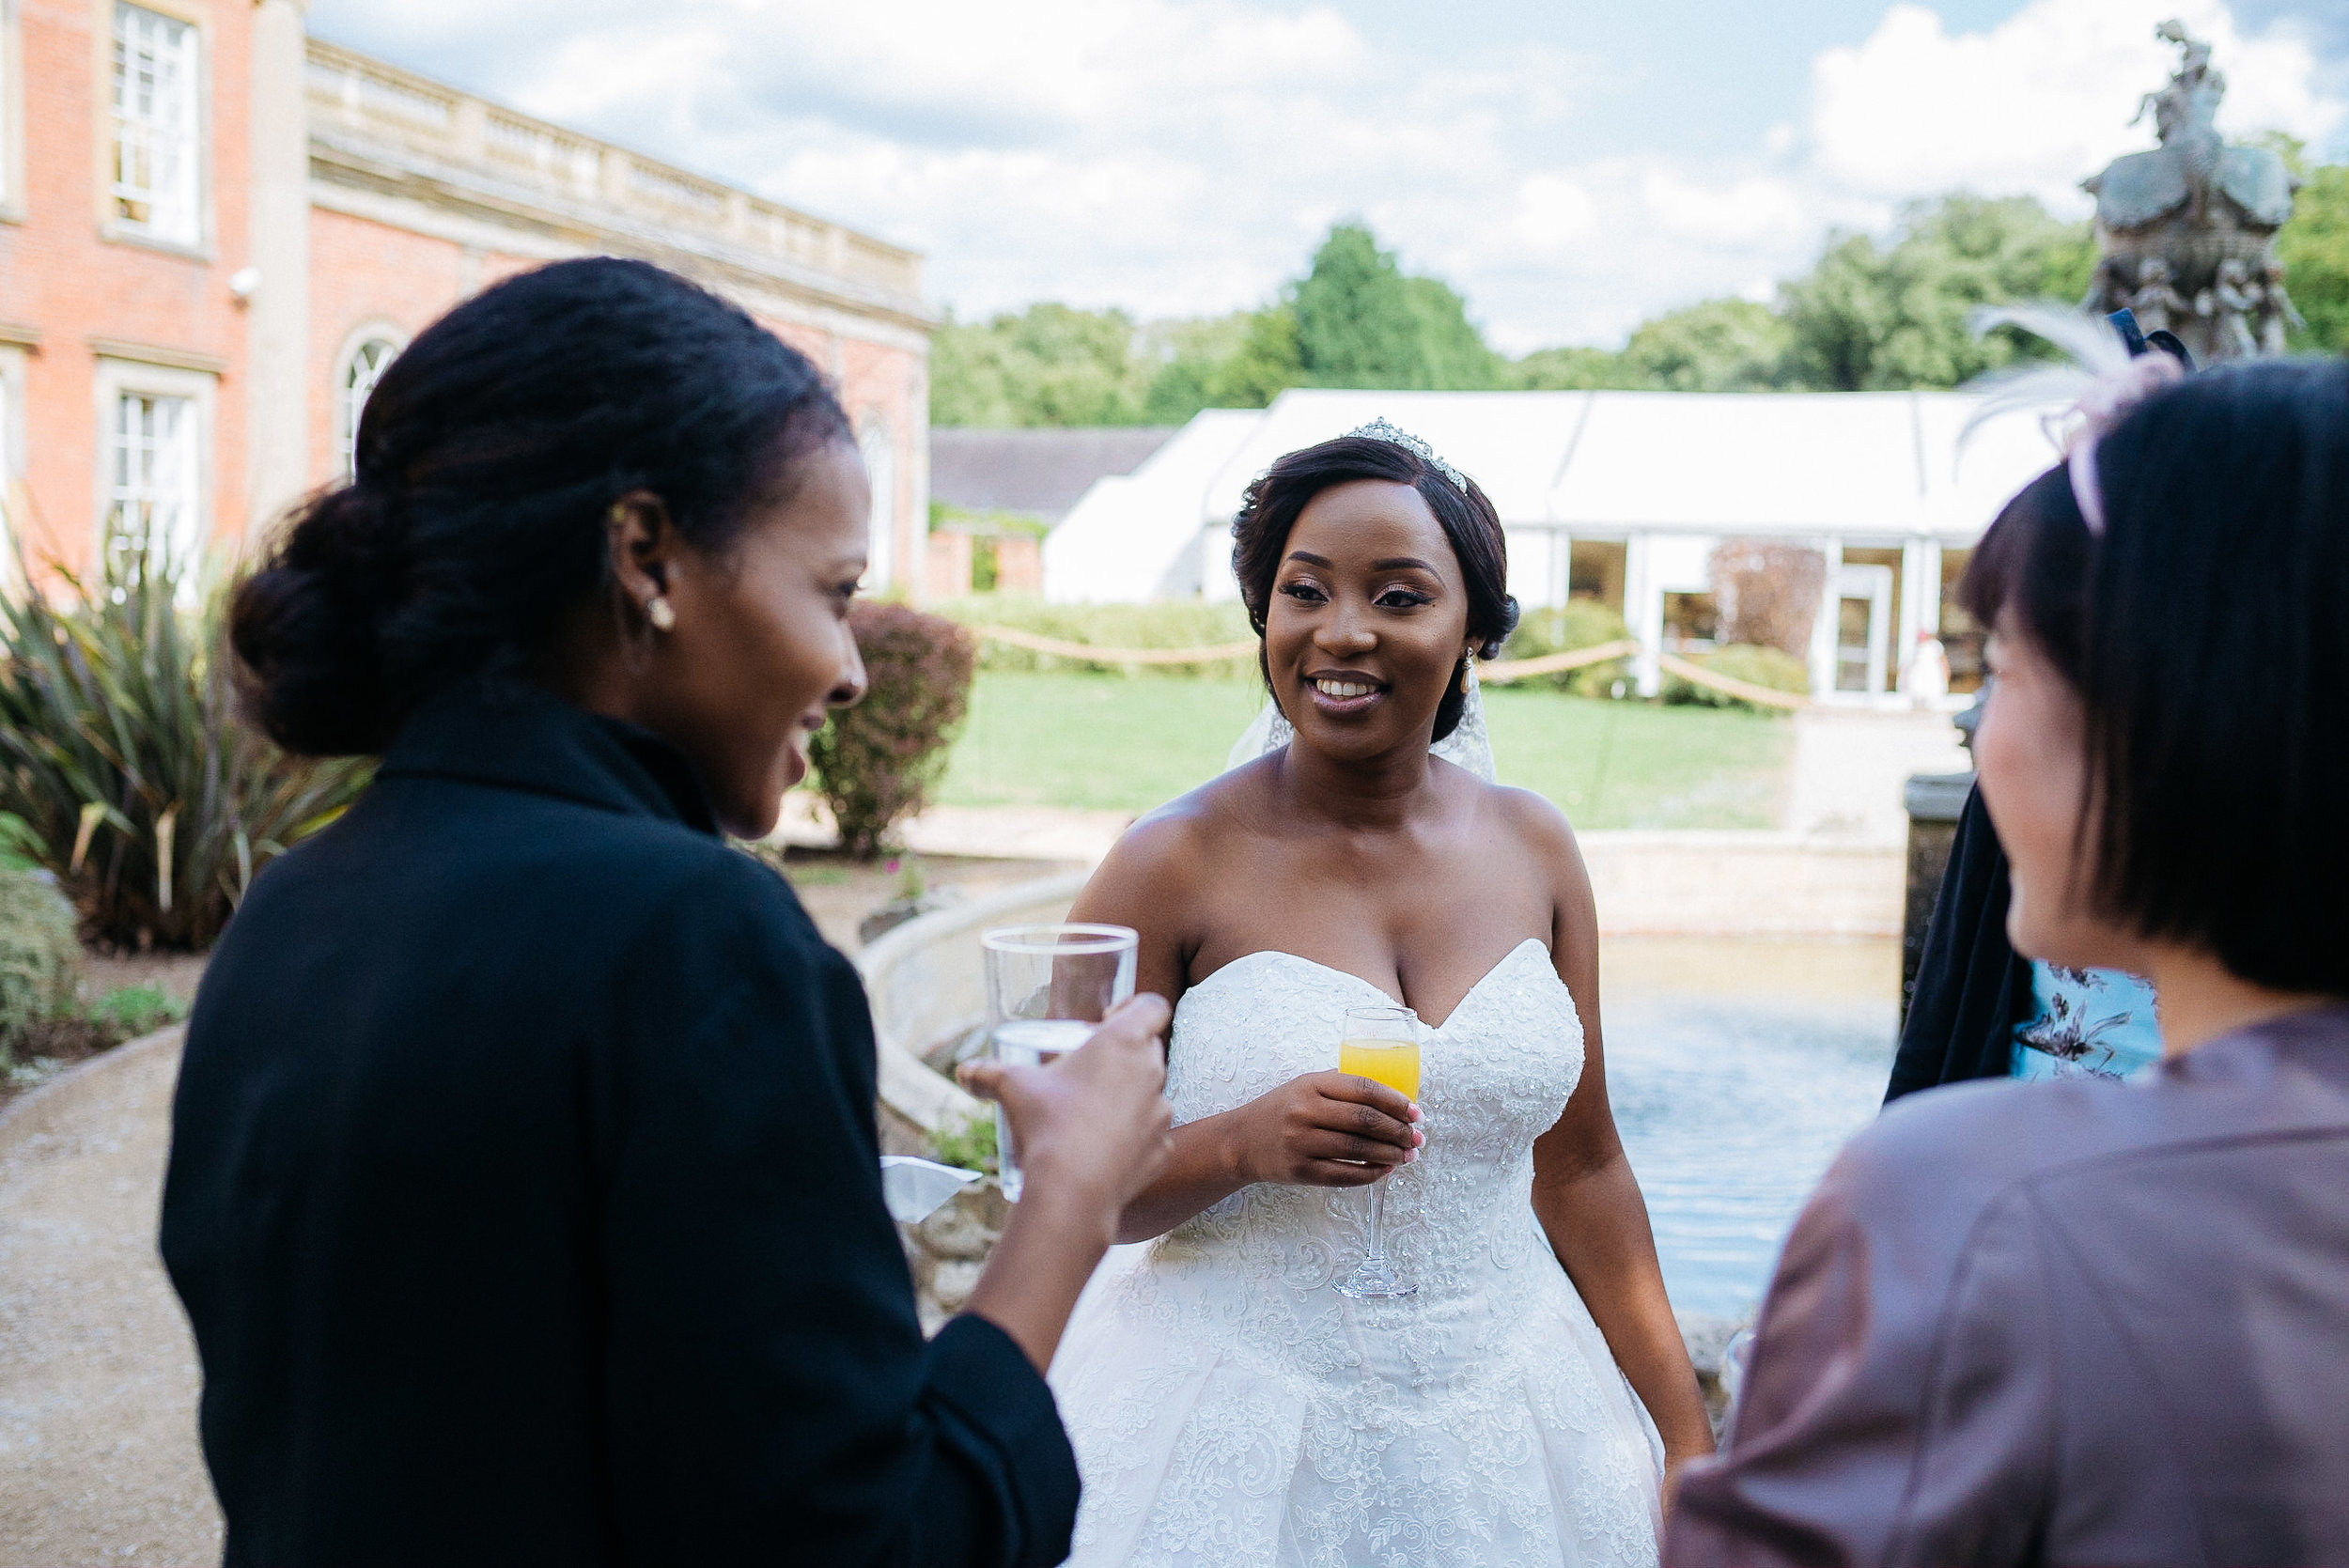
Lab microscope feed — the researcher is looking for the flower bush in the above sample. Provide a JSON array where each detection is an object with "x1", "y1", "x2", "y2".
[{"x1": 809, "y1": 603, "x2": 978, "y2": 858}]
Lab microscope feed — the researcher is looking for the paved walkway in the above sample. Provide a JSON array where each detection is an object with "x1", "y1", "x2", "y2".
[
  {"x1": 1784, "y1": 707, "x2": 1971, "y2": 843},
  {"x1": 0, "y1": 1030, "x2": 220, "y2": 1566}
]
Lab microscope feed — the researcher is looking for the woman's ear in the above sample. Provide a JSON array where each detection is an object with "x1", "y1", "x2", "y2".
[{"x1": 604, "y1": 490, "x2": 679, "y2": 624}]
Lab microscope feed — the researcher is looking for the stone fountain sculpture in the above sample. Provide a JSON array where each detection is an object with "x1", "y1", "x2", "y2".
[{"x1": 2079, "y1": 21, "x2": 2301, "y2": 362}]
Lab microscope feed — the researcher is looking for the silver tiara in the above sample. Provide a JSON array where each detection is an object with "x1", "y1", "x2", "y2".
[{"x1": 1346, "y1": 416, "x2": 1470, "y2": 495}]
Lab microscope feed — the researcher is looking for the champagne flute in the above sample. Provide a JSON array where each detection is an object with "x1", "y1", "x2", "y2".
[
  {"x1": 1336, "y1": 1002, "x2": 1421, "y2": 1300},
  {"x1": 980, "y1": 923, "x2": 1139, "y2": 1203}
]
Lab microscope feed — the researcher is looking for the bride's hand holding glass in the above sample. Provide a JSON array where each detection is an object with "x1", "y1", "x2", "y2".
[{"x1": 1227, "y1": 1069, "x2": 1423, "y2": 1188}]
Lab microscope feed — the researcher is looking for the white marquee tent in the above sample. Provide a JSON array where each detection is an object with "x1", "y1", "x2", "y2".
[{"x1": 1042, "y1": 387, "x2": 2061, "y2": 699}]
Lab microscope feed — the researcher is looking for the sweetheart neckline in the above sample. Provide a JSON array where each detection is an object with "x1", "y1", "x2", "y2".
[{"x1": 1183, "y1": 937, "x2": 1560, "y2": 1032}]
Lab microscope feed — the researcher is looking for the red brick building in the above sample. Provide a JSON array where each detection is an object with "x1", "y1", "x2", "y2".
[{"x1": 0, "y1": 3, "x2": 934, "y2": 594}]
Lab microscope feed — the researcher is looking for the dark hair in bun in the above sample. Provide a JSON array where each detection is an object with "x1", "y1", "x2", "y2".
[
  {"x1": 231, "y1": 256, "x2": 851, "y2": 755},
  {"x1": 1230, "y1": 434, "x2": 1518, "y2": 743}
]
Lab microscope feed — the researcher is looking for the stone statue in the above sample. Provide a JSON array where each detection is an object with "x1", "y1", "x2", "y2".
[
  {"x1": 2196, "y1": 257, "x2": 2260, "y2": 360},
  {"x1": 2256, "y1": 260, "x2": 2304, "y2": 355},
  {"x1": 2126, "y1": 256, "x2": 2190, "y2": 336},
  {"x1": 2081, "y1": 21, "x2": 2298, "y2": 362}
]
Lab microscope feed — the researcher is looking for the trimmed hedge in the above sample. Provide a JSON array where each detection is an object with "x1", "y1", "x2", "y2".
[
  {"x1": 927, "y1": 595, "x2": 1258, "y2": 680},
  {"x1": 1665, "y1": 644, "x2": 1812, "y2": 712},
  {"x1": 1501, "y1": 601, "x2": 1634, "y2": 696}
]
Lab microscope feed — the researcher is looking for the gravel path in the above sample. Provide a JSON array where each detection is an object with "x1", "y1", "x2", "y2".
[{"x1": 0, "y1": 1029, "x2": 220, "y2": 1566}]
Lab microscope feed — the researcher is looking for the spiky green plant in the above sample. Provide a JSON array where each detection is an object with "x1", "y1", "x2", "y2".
[{"x1": 0, "y1": 526, "x2": 369, "y2": 950}]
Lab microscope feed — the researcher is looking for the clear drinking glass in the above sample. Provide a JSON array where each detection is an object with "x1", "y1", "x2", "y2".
[
  {"x1": 1336, "y1": 1002, "x2": 1421, "y2": 1300},
  {"x1": 981, "y1": 923, "x2": 1139, "y2": 1202}
]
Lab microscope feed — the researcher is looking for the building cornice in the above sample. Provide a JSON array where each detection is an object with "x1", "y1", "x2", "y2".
[
  {"x1": 87, "y1": 336, "x2": 229, "y2": 374},
  {"x1": 303, "y1": 40, "x2": 935, "y2": 338}
]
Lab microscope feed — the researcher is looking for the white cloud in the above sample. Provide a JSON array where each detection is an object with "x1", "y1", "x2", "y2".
[
  {"x1": 1808, "y1": 0, "x2": 2346, "y2": 213},
  {"x1": 312, "y1": 0, "x2": 2347, "y2": 351},
  {"x1": 1515, "y1": 174, "x2": 1600, "y2": 253}
]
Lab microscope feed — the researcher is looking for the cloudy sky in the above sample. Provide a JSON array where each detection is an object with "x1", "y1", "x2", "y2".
[{"x1": 308, "y1": 0, "x2": 2349, "y2": 352}]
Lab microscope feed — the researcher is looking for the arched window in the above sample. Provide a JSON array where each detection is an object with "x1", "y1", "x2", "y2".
[{"x1": 338, "y1": 336, "x2": 400, "y2": 477}]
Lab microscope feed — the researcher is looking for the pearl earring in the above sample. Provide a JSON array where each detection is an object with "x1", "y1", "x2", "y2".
[
  {"x1": 646, "y1": 596, "x2": 677, "y2": 632},
  {"x1": 1458, "y1": 653, "x2": 1474, "y2": 694}
]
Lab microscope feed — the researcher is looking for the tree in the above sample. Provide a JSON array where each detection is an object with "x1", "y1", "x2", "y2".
[
  {"x1": 1780, "y1": 194, "x2": 2094, "y2": 390},
  {"x1": 1139, "y1": 306, "x2": 1304, "y2": 422},
  {"x1": 2279, "y1": 162, "x2": 2349, "y2": 354},
  {"x1": 1291, "y1": 224, "x2": 1499, "y2": 390},
  {"x1": 930, "y1": 304, "x2": 1152, "y2": 427},
  {"x1": 1623, "y1": 298, "x2": 1795, "y2": 391},
  {"x1": 1504, "y1": 345, "x2": 1647, "y2": 390}
]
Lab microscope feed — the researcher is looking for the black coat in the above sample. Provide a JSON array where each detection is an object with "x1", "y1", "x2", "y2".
[
  {"x1": 1883, "y1": 783, "x2": 2034, "y2": 1103},
  {"x1": 160, "y1": 679, "x2": 1078, "y2": 1567}
]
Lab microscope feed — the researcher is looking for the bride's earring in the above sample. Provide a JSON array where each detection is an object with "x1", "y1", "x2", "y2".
[
  {"x1": 646, "y1": 595, "x2": 677, "y2": 632},
  {"x1": 1458, "y1": 653, "x2": 1474, "y2": 694}
]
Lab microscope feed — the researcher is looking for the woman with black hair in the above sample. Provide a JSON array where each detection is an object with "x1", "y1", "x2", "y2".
[
  {"x1": 1669, "y1": 359, "x2": 2349, "y2": 1564},
  {"x1": 1043, "y1": 423, "x2": 1713, "y2": 1566},
  {"x1": 159, "y1": 257, "x2": 1174, "y2": 1568}
]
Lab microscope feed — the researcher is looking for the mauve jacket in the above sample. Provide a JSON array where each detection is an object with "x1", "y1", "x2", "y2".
[{"x1": 1667, "y1": 1004, "x2": 2349, "y2": 1567}]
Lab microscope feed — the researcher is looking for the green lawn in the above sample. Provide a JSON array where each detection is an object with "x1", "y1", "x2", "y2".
[{"x1": 939, "y1": 674, "x2": 1793, "y2": 830}]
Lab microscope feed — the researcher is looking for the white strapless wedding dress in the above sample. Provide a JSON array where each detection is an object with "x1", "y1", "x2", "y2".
[{"x1": 1048, "y1": 939, "x2": 1664, "y2": 1568}]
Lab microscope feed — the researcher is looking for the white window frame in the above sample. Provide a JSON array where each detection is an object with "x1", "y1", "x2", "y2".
[
  {"x1": 105, "y1": 1, "x2": 207, "y2": 252},
  {"x1": 0, "y1": 345, "x2": 24, "y2": 586},
  {"x1": 0, "y1": 0, "x2": 25, "y2": 223},
  {"x1": 93, "y1": 355, "x2": 214, "y2": 568},
  {"x1": 858, "y1": 413, "x2": 896, "y2": 593},
  {"x1": 333, "y1": 327, "x2": 404, "y2": 479}
]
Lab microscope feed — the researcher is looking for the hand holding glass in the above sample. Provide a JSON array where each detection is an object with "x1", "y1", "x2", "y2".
[
  {"x1": 982, "y1": 924, "x2": 1140, "y2": 1202},
  {"x1": 1337, "y1": 1003, "x2": 1421, "y2": 1300}
]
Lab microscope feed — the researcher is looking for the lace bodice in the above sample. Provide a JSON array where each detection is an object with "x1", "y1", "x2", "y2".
[
  {"x1": 1157, "y1": 939, "x2": 1579, "y2": 1308},
  {"x1": 1049, "y1": 939, "x2": 1662, "y2": 1568}
]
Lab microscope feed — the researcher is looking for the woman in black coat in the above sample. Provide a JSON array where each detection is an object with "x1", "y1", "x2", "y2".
[{"x1": 159, "y1": 258, "x2": 1173, "y2": 1568}]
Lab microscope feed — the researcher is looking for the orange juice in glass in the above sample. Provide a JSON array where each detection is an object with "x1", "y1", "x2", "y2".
[{"x1": 1337, "y1": 1002, "x2": 1420, "y2": 1300}]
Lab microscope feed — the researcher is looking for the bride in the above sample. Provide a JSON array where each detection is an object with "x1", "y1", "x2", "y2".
[{"x1": 1043, "y1": 421, "x2": 1715, "y2": 1567}]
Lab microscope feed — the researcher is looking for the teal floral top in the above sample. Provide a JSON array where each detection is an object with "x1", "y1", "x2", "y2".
[{"x1": 2011, "y1": 964, "x2": 2163, "y2": 1082}]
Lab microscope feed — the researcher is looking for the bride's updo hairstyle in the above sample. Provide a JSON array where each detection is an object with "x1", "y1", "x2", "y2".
[
  {"x1": 1960, "y1": 358, "x2": 2349, "y2": 996},
  {"x1": 232, "y1": 256, "x2": 850, "y2": 756},
  {"x1": 1232, "y1": 435, "x2": 1518, "y2": 743}
]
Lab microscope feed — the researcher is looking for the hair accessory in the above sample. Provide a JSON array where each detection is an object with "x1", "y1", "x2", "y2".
[
  {"x1": 2057, "y1": 351, "x2": 2185, "y2": 536},
  {"x1": 1964, "y1": 304, "x2": 2191, "y2": 540},
  {"x1": 645, "y1": 595, "x2": 677, "y2": 632},
  {"x1": 1345, "y1": 417, "x2": 1470, "y2": 495}
]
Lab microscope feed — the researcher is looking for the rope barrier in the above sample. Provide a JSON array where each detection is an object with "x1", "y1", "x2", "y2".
[
  {"x1": 966, "y1": 624, "x2": 1260, "y2": 665},
  {"x1": 963, "y1": 625, "x2": 1810, "y2": 708},
  {"x1": 1654, "y1": 650, "x2": 1811, "y2": 710},
  {"x1": 1478, "y1": 639, "x2": 1641, "y2": 683}
]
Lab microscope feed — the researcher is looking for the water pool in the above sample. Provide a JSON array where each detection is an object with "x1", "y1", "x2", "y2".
[{"x1": 1600, "y1": 939, "x2": 1900, "y2": 1321}]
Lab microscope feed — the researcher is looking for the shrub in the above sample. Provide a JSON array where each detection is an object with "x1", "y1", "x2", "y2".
[
  {"x1": 809, "y1": 603, "x2": 977, "y2": 858},
  {"x1": 0, "y1": 530, "x2": 372, "y2": 950},
  {"x1": 928, "y1": 594, "x2": 1258, "y2": 680},
  {"x1": 0, "y1": 869, "x2": 82, "y2": 1067},
  {"x1": 929, "y1": 1111, "x2": 998, "y2": 1175},
  {"x1": 1501, "y1": 600, "x2": 1634, "y2": 696},
  {"x1": 1665, "y1": 643, "x2": 1812, "y2": 712},
  {"x1": 0, "y1": 813, "x2": 41, "y2": 872}
]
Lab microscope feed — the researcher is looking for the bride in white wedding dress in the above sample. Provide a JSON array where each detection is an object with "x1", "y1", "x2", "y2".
[{"x1": 1045, "y1": 422, "x2": 1714, "y2": 1568}]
